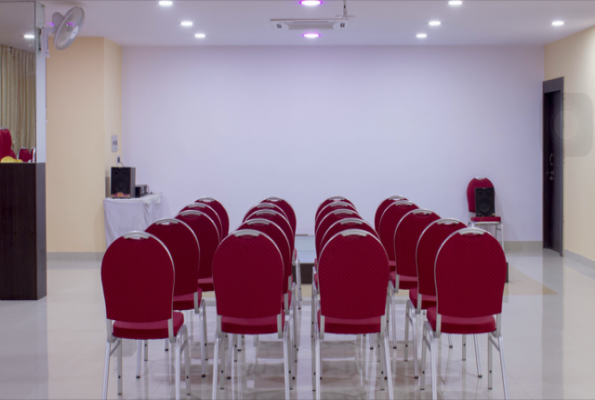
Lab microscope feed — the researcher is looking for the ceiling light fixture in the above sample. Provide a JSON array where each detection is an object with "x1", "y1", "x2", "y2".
[
  {"x1": 301, "y1": 0, "x2": 321, "y2": 6},
  {"x1": 429, "y1": 21, "x2": 441, "y2": 26},
  {"x1": 552, "y1": 20, "x2": 564, "y2": 27},
  {"x1": 181, "y1": 21, "x2": 193, "y2": 27},
  {"x1": 195, "y1": 33, "x2": 206, "y2": 39},
  {"x1": 23, "y1": 34, "x2": 35, "y2": 39},
  {"x1": 417, "y1": 33, "x2": 428, "y2": 39},
  {"x1": 159, "y1": 1, "x2": 173, "y2": 6},
  {"x1": 304, "y1": 32, "x2": 320, "y2": 39},
  {"x1": 449, "y1": 1, "x2": 463, "y2": 6}
]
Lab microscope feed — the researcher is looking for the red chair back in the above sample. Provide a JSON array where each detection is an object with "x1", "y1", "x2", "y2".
[
  {"x1": 378, "y1": 201, "x2": 418, "y2": 262},
  {"x1": 416, "y1": 219, "x2": 467, "y2": 298},
  {"x1": 374, "y1": 196, "x2": 407, "y2": 231},
  {"x1": 320, "y1": 218, "x2": 377, "y2": 255},
  {"x1": 318, "y1": 230, "x2": 389, "y2": 321},
  {"x1": 315, "y1": 197, "x2": 355, "y2": 219},
  {"x1": 237, "y1": 219, "x2": 291, "y2": 294},
  {"x1": 435, "y1": 228, "x2": 507, "y2": 318},
  {"x1": 176, "y1": 210, "x2": 220, "y2": 281},
  {"x1": 18, "y1": 148, "x2": 31, "y2": 162},
  {"x1": 181, "y1": 203, "x2": 223, "y2": 237},
  {"x1": 196, "y1": 198, "x2": 229, "y2": 238},
  {"x1": 315, "y1": 201, "x2": 357, "y2": 231},
  {"x1": 0, "y1": 129, "x2": 11, "y2": 158},
  {"x1": 263, "y1": 197, "x2": 297, "y2": 234},
  {"x1": 466, "y1": 177, "x2": 494, "y2": 213},
  {"x1": 101, "y1": 232, "x2": 174, "y2": 323},
  {"x1": 244, "y1": 202, "x2": 288, "y2": 222},
  {"x1": 245, "y1": 209, "x2": 294, "y2": 254},
  {"x1": 394, "y1": 209, "x2": 440, "y2": 278},
  {"x1": 315, "y1": 209, "x2": 361, "y2": 254},
  {"x1": 213, "y1": 230, "x2": 284, "y2": 320},
  {"x1": 146, "y1": 219, "x2": 199, "y2": 297}
]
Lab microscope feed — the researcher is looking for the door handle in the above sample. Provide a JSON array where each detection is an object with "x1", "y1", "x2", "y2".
[{"x1": 550, "y1": 154, "x2": 554, "y2": 166}]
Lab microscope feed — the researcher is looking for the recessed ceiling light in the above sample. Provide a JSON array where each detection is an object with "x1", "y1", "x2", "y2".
[
  {"x1": 304, "y1": 32, "x2": 320, "y2": 39},
  {"x1": 159, "y1": 1, "x2": 173, "y2": 6},
  {"x1": 429, "y1": 21, "x2": 441, "y2": 26},
  {"x1": 195, "y1": 33, "x2": 206, "y2": 39},
  {"x1": 417, "y1": 33, "x2": 428, "y2": 39},
  {"x1": 181, "y1": 21, "x2": 193, "y2": 27},
  {"x1": 449, "y1": 1, "x2": 463, "y2": 6},
  {"x1": 552, "y1": 21, "x2": 564, "y2": 27},
  {"x1": 301, "y1": 0, "x2": 321, "y2": 6},
  {"x1": 23, "y1": 34, "x2": 35, "y2": 40}
]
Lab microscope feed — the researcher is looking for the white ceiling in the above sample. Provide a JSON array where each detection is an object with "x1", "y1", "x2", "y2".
[
  {"x1": 0, "y1": 2, "x2": 36, "y2": 51},
  {"x1": 39, "y1": 0, "x2": 595, "y2": 46}
]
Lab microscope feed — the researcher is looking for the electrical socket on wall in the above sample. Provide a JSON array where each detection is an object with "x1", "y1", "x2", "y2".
[{"x1": 111, "y1": 135, "x2": 118, "y2": 152}]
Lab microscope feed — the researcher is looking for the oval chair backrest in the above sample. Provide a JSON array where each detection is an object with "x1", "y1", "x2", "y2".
[
  {"x1": 101, "y1": 232, "x2": 174, "y2": 323},
  {"x1": 237, "y1": 219, "x2": 291, "y2": 294},
  {"x1": 315, "y1": 209, "x2": 362, "y2": 255},
  {"x1": 435, "y1": 228, "x2": 507, "y2": 318},
  {"x1": 318, "y1": 230, "x2": 389, "y2": 321},
  {"x1": 416, "y1": 219, "x2": 467, "y2": 298},
  {"x1": 394, "y1": 209, "x2": 440, "y2": 278},
  {"x1": 18, "y1": 148, "x2": 31, "y2": 162},
  {"x1": 315, "y1": 201, "x2": 357, "y2": 232},
  {"x1": 263, "y1": 197, "x2": 297, "y2": 234},
  {"x1": 315, "y1": 197, "x2": 355, "y2": 219},
  {"x1": 245, "y1": 209, "x2": 294, "y2": 254},
  {"x1": 196, "y1": 198, "x2": 229, "y2": 238},
  {"x1": 213, "y1": 230, "x2": 284, "y2": 320},
  {"x1": 378, "y1": 201, "x2": 419, "y2": 262},
  {"x1": 0, "y1": 129, "x2": 12, "y2": 158},
  {"x1": 320, "y1": 218, "x2": 377, "y2": 255},
  {"x1": 181, "y1": 203, "x2": 223, "y2": 237},
  {"x1": 374, "y1": 196, "x2": 407, "y2": 232},
  {"x1": 244, "y1": 202, "x2": 288, "y2": 222},
  {"x1": 176, "y1": 210, "x2": 220, "y2": 280},
  {"x1": 466, "y1": 177, "x2": 494, "y2": 213},
  {"x1": 146, "y1": 218, "x2": 199, "y2": 297}
]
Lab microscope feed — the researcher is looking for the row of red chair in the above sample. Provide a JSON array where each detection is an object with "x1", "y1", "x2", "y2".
[{"x1": 0, "y1": 128, "x2": 35, "y2": 161}]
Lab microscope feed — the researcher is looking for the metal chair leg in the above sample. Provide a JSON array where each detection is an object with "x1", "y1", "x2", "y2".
[
  {"x1": 212, "y1": 334, "x2": 221, "y2": 399},
  {"x1": 184, "y1": 331, "x2": 191, "y2": 396},
  {"x1": 174, "y1": 338, "x2": 181, "y2": 400},
  {"x1": 498, "y1": 336, "x2": 509, "y2": 400},
  {"x1": 383, "y1": 334, "x2": 395, "y2": 400},
  {"x1": 102, "y1": 340, "x2": 112, "y2": 400},
  {"x1": 144, "y1": 340, "x2": 148, "y2": 361},
  {"x1": 474, "y1": 335, "x2": 483, "y2": 378},
  {"x1": 404, "y1": 301, "x2": 410, "y2": 362},
  {"x1": 200, "y1": 304, "x2": 207, "y2": 377},
  {"x1": 136, "y1": 340, "x2": 142, "y2": 378},
  {"x1": 227, "y1": 334, "x2": 233, "y2": 379},
  {"x1": 430, "y1": 337, "x2": 437, "y2": 400},
  {"x1": 420, "y1": 324, "x2": 428, "y2": 391},
  {"x1": 448, "y1": 334, "x2": 453, "y2": 348},
  {"x1": 117, "y1": 338, "x2": 123, "y2": 395},
  {"x1": 315, "y1": 329, "x2": 322, "y2": 400},
  {"x1": 488, "y1": 334, "x2": 493, "y2": 390},
  {"x1": 283, "y1": 326, "x2": 291, "y2": 399},
  {"x1": 462, "y1": 335, "x2": 467, "y2": 360}
]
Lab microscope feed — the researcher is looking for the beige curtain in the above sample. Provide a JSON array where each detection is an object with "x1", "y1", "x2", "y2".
[{"x1": 0, "y1": 45, "x2": 36, "y2": 154}]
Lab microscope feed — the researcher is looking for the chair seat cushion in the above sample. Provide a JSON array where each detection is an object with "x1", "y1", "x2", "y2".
[
  {"x1": 470, "y1": 216, "x2": 501, "y2": 222},
  {"x1": 409, "y1": 288, "x2": 436, "y2": 310},
  {"x1": 317, "y1": 310, "x2": 381, "y2": 335},
  {"x1": 173, "y1": 290, "x2": 202, "y2": 311},
  {"x1": 113, "y1": 312, "x2": 184, "y2": 340},
  {"x1": 390, "y1": 271, "x2": 417, "y2": 290},
  {"x1": 389, "y1": 260, "x2": 396, "y2": 271},
  {"x1": 198, "y1": 277, "x2": 214, "y2": 292},
  {"x1": 426, "y1": 307, "x2": 496, "y2": 335},
  {"x1": 222, "y1": 315, "x2": 284, "y2": 335}
]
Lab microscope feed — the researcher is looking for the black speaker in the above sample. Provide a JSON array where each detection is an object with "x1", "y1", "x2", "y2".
[
  {"x1": 475, "y1": 187, "x2": 495, "y2": 217},
  {"x1": 111, "y1": 167, "x2": 136, "y2": 198}
]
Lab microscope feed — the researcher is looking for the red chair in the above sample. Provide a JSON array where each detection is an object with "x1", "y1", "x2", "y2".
[
  {"x1": 467, "y1": 177, "x2": 504, "y2": 250},
  {"x1": 0, "y1": 129, "x2": 12, "y2": 159},
  {"x1": 315, "y1": 209, "x2": 362, "y2": 255},
  {"x1": 181, "y1": 202, "x2": 223, "y2": 238},
  {"x1": 374, "y1": 196, "x2": 407, "y2": 232},
  {"x1": 244, "y1": 202, "x2": 288, "y2": 222},
  {"x1": 314, "y1": 196, "x2": 355, "y2": 220},
  {"x1": 244, "y1": 209, "x2": 294, "y2": 257},
  {"x1": 315, "y1": 201, "x2": 357, "y2": 233},
  {"x1": 196, "y1": 198, "x2": 230, "y2": 238},
  {"x1": 314, "y1": 229, "x2": 393, "y2": 400},
  {"x1": 101, "y1": 231, "x2": 191, "y2": 400},
  {"x1": 18, "y1": 148, "x2": 31, "y2": 162},
  {"x1": 378, "y1": 200, "x2": 418, "y2": 271},
  {"x1": 420, "y1": 227, "x2": 509, "y2": 400},
  {"x1": 146, "y1": 218, "x2": 207, "y2": 376},
  {"x1": 211, "y1": 230, "x2": 293, "y2": 399}
]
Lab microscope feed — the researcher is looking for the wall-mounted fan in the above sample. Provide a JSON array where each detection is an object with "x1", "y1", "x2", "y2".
[{"x1": 40, "y1": 7, "x2": 85, "y2": 57}]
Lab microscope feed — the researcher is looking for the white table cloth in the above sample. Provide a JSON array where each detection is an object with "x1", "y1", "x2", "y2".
[{"x1": 103, "y1": 193, "x2": 164, "y2": 247}]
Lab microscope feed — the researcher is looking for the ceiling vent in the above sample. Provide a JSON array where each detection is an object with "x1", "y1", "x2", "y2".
[{"x1": 272, "y1": 19, "x2": 350, "y2": 31}]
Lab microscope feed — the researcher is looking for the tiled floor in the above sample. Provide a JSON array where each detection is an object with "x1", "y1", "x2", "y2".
[{"x1": 1, "y1": 247, "x2": 595, "y2": 399}]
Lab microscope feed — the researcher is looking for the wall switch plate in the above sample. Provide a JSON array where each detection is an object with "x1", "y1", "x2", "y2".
[{"x1": 111, "y1": 135, "x2": 118, "y2": 152}]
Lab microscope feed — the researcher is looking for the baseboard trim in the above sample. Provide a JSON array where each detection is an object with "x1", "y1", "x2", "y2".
[
  {"x1": 564, "y1": 249, "x2": 595, "y2": 269},
  {"x1": 504, "y1": 241, "x2": 543, "y2": 252},
  {"x1": 47, "y1": 252, "x2": 105, "y2": 261}
]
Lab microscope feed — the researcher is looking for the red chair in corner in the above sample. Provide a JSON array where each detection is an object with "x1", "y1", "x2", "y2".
[
  {"x1": 211, "y1": 230, "x2": 292, "y2": 399},
  {"x1": 374, "y1": 196, "x2": 407, "y2": 232},
  {"x1": 181, "y1": 202, "x2": 223, "y2": 239},
  {"x1": 196, "y1": 198, "x2": 230, "y2": 238},
  {"x1": 146, "y1": 218, "x2": 207, "y2": 377},
  {"x1": 101, "y1": 231, "x2": 191, "y2": 400},
  {"x1": 420, "y1": 227, "x2": 509, "y2": 400},
  {"x1": 467, "y1": 177, "x2": 504, "y2": 250}
]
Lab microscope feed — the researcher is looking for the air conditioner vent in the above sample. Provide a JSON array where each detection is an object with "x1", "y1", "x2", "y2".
[{"x1": 271, "y1": 18, "x2": 350, "y2": 31}]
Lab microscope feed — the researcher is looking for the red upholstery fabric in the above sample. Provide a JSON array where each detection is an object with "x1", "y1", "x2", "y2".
[
  {"x1": 471, "y1": 216, "x2": 501, "y2": 222},
  {"x1": 113, "y1": 312, "x2": 184, "y2": 340},
  {"x1": 394, "y1": 210, "x2": 440, "y2": 278},
  {"x1": 466, "y1": 178, "x2": 494, "y2": 213},
  {"x1": 315, "y1": 210, "x2": 361, "y2": 254},
  {"x1": 146, "y1": 219, "x2": 200, "y2": 297},
  {"x1": 0, "y1": 130, "x2": 3, "y2": 158},
  {"x1": 222, "y1": 315, "x2": 284, "y2": 335},
  {"x1": 320, "y1": 219, "x2": 377, "y2": 256},
  {"x1": 197, "y1": 277, "x2": 214, "y2": 292},
  {"x1": 9, "y1": 150, "x2": 15, "y2": 158},
  {"x1": 416, "y1": 219, "x2": 467, "y2": 298},
  {"x1": 435, "y1": 231, "x2": 506, "y2": 318},
  {"x1": 315, "y1": 197, "x2": 355, "y2": 220},
  {"x1": 315, "y1": 202, "x2": 357, "y2": 231},
  {"x1": 244, "y1": 203, "x2": 288, "y2": 223},
  {"x1": 18, "y1": 148, "x2": 31, "y2": 162},
  {"x1": 427, "y1": 307, "x2": 496, "y2": 335},
  {"x1": 318, "y1": 230, "x2": 388, "y2": 321},
  {"x1": 374, "y1": 197, "x2": 407, "y2": 232},
  {"x1": 378, "y1": 201, "x2": 418, "y2": 262},
  {"x1": 389, "y1": 260, "x2": 396, "y2": 271},
  {"x1": 317, "y1": 310, "x2": 381, "y2": 335},
  {"x1": 0, "y1": 129, "x2": 12, "y2": 158},
  {"x1": 212, "y1": 231, "x2": 284, "y2": 328},
  {"x1": 390, "y1": 271, "x2": 417, "y2": 290},
  {"x1": 408, "y1": 288, "x2": 436, "y2": 310},
  {"x1": 238, "y1": 219, "x2": 292, "y2": 294},
  {"x1": 196, "y1": 198, "x2": 230, "y2": 238},
  {"x1": 176, "y1": 211, "x2": 220, "y2": 290},
  {"x1": 263, "y1": 198, "x2": 297, "y2": 234},
  {"x1": 172, "y1": 291, "x2": 202, "y2": 311},
  {"x1": 101, "y1": 234, "x2": 174, "y2": 323},
  {"x1": 181, "y1": 203, "x2": 223, "y2": 238},
  {"x1": 245, "y1": 210, "x2": 294, "y2": 255}
]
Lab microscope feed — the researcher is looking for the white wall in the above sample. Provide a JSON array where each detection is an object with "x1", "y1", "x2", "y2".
[{"x1": 122, "y1": 46, "x2": 544, "y2": 239}]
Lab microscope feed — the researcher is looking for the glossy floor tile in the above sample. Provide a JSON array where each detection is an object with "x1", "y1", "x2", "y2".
[{"x1": 1, "y1": 248, "x2": 595, "y2": 399}]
